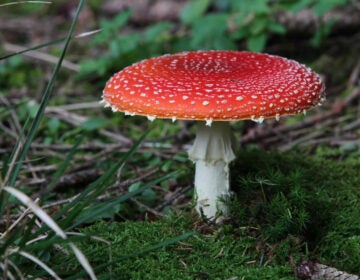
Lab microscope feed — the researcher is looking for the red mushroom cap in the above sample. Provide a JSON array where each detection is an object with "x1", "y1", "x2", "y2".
[{"x1": 102, "y1": 51, "x2": 325, "y2": 122}]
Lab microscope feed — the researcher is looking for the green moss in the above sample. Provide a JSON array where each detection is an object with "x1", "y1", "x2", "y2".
[
  {"x1": 79, "y1": 218, "x2": 294, "y2": 279},
  {"x1": 66, "y1": 150, "x2": 359, "y2": 279},
  {"x1": 231, "y1": 149, "x2": 360, "y2": 273}
]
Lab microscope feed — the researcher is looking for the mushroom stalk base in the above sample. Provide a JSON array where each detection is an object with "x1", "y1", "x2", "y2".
[
  {"x1": 194, "y1": 160, "x2": 231, "y2": 218},
  {"x1": 188, "y1": 122, "x2": 237, "y2": 220}
]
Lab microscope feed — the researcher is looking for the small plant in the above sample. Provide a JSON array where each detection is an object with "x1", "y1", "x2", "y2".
[{"x1": 79, "y1": 10, "x2": 173, "y2": 77}]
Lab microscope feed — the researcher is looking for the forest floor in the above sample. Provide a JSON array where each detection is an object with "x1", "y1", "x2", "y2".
[{"x1": 1, "y1": 1, "x2": 360, "y2": 279}]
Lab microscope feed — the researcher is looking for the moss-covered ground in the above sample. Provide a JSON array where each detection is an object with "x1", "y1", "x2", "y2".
[{"x1": 61, "y1": 149, "x2": 360, "y2": 279}]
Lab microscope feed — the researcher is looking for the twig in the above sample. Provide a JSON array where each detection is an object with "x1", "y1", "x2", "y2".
[
  {"x1": 155, "y1": 185, "x2": 193, "y2": 211},
  {"x1": 296, "y1": 261, "x2": 360, "y2": 280},
  {"x1": 45, "y1": 106, "x2": 132, "y2": 144},
  {"x1": 240, "y1": 86, "x2": 360, "y2": 147},
  {"x1": 130, "y1": 198, "x2": 166, "y2": 217},
  {"x1": 3, "y1": 42, "x2": 80, "y2": 72}
]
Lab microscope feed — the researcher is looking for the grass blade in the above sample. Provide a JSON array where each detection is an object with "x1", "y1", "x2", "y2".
[
  {"x1": 120, "y1": 232, "x2": 194, "y2": 260},
  {"x1": 3, "y1": 186, "x2": 97, "y2": 279},
  {"x1": 3, "y1": 187, "x2": 66, "y2": 238},
  {"x1": 54, "y1": 129, "x2": 150, "y2": 223},
  {"x1": 45, "y1": 136, "x2": 83, "y2": 193},
  {"x1": 68, "y1": 171, "x2": 181, "y2": 230},
  {"x1": 6, "y1": 0, "x2": 85, "y2": 187},
  {"x1": 16, "y1": 250, "x2": 61, "y2": 280},
  {"x1": 69, "y1": 243, "x2": 97, "y2": 280},
  {"x1": 0, "y1": 38, "x2": 65, "y2": 60}
]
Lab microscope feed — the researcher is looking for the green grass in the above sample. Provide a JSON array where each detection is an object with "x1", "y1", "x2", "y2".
[{"x1": 50, "y1": 149, "x2": 360, "y2": 279}]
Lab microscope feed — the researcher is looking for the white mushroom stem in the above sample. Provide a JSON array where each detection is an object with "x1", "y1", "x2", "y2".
[{"x1": 188, "y1": 121, "x2": 238, "y2": 220}]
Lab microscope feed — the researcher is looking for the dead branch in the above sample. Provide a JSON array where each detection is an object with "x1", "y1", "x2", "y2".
[{"x1": 296, "y1": 261, "x2": 360, "y2": 280}]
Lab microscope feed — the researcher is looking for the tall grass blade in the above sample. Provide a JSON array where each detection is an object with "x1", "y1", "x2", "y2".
[
  {"x1": 54, "y1": 129, "x2": 150, "y2": 223},
  {"x1": 0, "y1": 38, "x2": 65, "y2": 60},
  {"x1": 69, "y1": 243, "x2": 97, "y2": 280},
  {"x1": 68, "y1": 171, "x2": 181, "y2": 230},
  {"x1": 3, "y1": 260, "x2": 24, "y2": 280},
  {"x1": 0, "y1": 1, "x2": 51, "y2": 8},
  {"x1": 16, "y1": 250, "x2": 61, "y2": 280},
  {"x1": 3, "y1": 186, "x2": 97, "y2": 279},
  {"x1": 6, "y1": 0, "x2": 85, "y2": 188},
  {"x1": 3, "y1": 186, "x2": 66, "y2": 238},
  {"x1": 120, "y1": 232, "x2": 195, "y2": 260},
  {"x1": 45, "y1": 136, "x2": 83, "y2": 193}
]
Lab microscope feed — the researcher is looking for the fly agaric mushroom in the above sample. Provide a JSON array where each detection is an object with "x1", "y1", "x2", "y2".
[{"x1": 101, "y1": 51, "x2": 325, "y2": 220}]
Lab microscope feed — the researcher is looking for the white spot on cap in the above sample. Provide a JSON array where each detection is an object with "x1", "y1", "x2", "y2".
[
  {"x1": 182, "y1": 95, "x2": 189, "y2": 100},
  {"x1": 251, "y1": 116, "x2": 265, "y2": 123},
  {"x1": 236, "y1": 96, "x2": 243, "y2": 101},
  {"x1": 125, "y1": 111, "x2": 135, "y2": 116},
  {"x1": 202, "y1": 101, "x2": 210, "y2": 106},
  {"x1": 205, "y1": 119, "x2": 213, "y2": 126},
  {"x1": 147, "y1": 115, "x2": 156, "y2": 121}
]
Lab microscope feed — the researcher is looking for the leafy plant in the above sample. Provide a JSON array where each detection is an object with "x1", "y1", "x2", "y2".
[{"x1": 79, "y1": 10, "x2": 173, "y2": 77}]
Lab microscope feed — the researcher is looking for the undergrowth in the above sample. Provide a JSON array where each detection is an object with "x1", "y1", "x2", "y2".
[
  {"x1": 53, "y1": 150, "x2": 360, "y2": 279},
  {"x1": 1, "y1": 0, "x2": 358, "y2": 279}
]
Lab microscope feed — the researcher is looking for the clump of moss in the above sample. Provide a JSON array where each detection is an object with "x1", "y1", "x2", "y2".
[
  {"x1": 78, "y1": 218, "x2": 295, "y2": 279},
  {"x1": 60, "y1": 149, "x2": 359, "y2": 279},
  {"x1": 231, "y1": 149, "x2": 360, "y2": 273}
]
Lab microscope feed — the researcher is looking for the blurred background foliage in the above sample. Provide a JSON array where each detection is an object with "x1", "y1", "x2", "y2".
[{"x1": 78, "y1": 0, "x2": 353, "y2": 78}]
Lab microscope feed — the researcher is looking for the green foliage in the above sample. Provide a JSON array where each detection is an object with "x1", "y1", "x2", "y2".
[
  {"x1": 179, "y1": 0, "x2": 211, "y2": 24},
  {"x1": 79, "y1": 0, "x2": 351, "y2": 78},
  {"x1": 79, "y1": 10, "x2": 173, "y2": 77},
  {"x1": 183, "y1": 13, "x2": 237, "y2": 50},
  {"x1": 0, "y1": 56, "x2": 41, "y2": 89},
  {"x1": 230, "y1": 0, "x2": 285, "y2": 52}
]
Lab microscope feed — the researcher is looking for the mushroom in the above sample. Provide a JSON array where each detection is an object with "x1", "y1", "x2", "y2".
[{"x1": 101, "y1": 51, "x2": 325, "y2": 220}]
